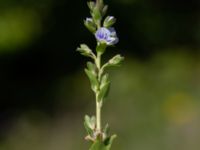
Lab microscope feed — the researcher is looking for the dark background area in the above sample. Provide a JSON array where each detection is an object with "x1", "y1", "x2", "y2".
[{"x1": 0, "y1": 0, "x2": 200, "y2": 149}]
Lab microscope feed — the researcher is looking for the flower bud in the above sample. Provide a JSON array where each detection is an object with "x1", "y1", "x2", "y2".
[
  {"x1": 92, "y1": 6, "x2": 102, "y2": 23},
  {"x1": 108, "y1": 54, "x2": 124, "y2": 66},
  {"x1": 77, "y1": 44, "x2": 93, "y2": 58},
  {"x1": 84, "y1": 18, "x2": 96, "y2": 33},
  {"x1": 87, "y1": 1, "x2": 95, "y2": 11},
  {"x1": 103, "y1": 16, "x2": 116, "y2": 28},
  {"x1": 102, "y1": 5, "x2": 108, "y2": 16}
]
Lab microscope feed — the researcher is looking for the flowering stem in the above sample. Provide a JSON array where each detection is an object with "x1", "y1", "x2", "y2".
[{"x1": 77, "y1": 0, "x2": 123, "y2": 148}]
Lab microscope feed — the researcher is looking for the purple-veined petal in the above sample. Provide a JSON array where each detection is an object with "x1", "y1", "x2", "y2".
[{"x1": 95, "y1": 27, "x2": 119, "y2": 45}]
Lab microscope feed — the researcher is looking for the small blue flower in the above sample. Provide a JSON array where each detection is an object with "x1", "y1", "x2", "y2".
[{"x1": 95, "y1": 27, "x2": 119, "y2": 45}]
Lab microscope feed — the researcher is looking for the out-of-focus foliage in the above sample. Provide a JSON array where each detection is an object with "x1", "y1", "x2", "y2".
[
  {"x1": 0, "y1": 0, "x2": 53, "y2": 53},
  {"x1": 0, "y1": 7, "x2": 41, "y2": 51}
]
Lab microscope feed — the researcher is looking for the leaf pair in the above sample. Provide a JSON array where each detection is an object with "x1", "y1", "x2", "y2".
[{"x1": 84, "y1": 115, "x2": 96, "y2": 141}]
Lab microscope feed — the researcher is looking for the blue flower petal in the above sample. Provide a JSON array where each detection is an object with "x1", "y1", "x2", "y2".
[{"x1": 95, "y1": 27, "x2": 118, "y2": 45}]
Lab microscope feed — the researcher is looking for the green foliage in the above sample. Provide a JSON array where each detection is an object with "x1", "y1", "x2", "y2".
[
  {"x1": 85, "y1": 68, "x2": 99, "y2": 93},
  {"x1": 0, "y1": 7, "x2": 41, "y2": 52},
  {"x1": 98, "y1": 74, "x2": 110, "y2": 102}
]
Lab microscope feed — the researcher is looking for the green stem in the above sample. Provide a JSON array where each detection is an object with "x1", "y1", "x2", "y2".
[
  {"x1": 96, "y1": 99, "x2": 102, "y2": 132},
  {"x1": 96, "y1": 52, "x2": 101, "y2": 72},
  {"x1": 95, "y1": 52, "x2": 102, "y2": 132},
  {"x1": 95, "y1": 0, "x2": 102, "y2": 29},
  {"x1": 96, "y1": 0, "x2": 102, "y2": 9}
]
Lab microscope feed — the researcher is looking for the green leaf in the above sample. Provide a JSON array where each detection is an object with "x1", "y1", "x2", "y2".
[
  {"x1": 98, "y1": 74, "x2": 110, "y2": 102},
  {"x1": 101, "y1": 74, "x2": 109, "y2": 85},
  {"x1": 98, "y1": 82, "x2": 110, "y2": 102},
  {"x1": 87, "y1": 62, "x2": 96, "y2": 72},
  {"x1": 89, "y1": 140, "x2": 105, "y2": 150},
  {"x1": 85, "y1": 68, "x2": 99, "y2": 92},
  {"x1": 103, "y1": 124, "x2": 110, "y2": 137},
  {"x1": 84, "y1": 115, "x2": 96, "y2": 130},
  {"x1": 104, "y1": 134, "x2": 117, "y2": 150},
  {"x1": 84, "y1": 115, "x2": 94, "y2": 137}
]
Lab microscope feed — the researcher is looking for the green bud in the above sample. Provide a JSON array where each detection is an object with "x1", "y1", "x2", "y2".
[
  {"x1": 87, "y1": 1, "x2": 95, "y2": 11},
  {"x1": 108, "y1": 54, "x2": 124, "y2": 66},
  {"x1": 78, "y1": 44, "x2": 91, "y2": 52},
  {"x1": 103, "y1": 16, "x2": 116, "y2": 28},
  {"x1": 84, "y1": 18, "x2": 96, "y2": 33},
  {"x1": 102, "y1": 5, "x2": 108, "y2": 16},
  {"x1": 92, "y1": 6, "x2": 102, "y2": 23},
  {"x1": 77, "y1": 44, "x2": 94, "y2": 58}
]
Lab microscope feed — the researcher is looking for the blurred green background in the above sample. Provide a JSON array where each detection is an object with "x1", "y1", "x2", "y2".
[{"x1": 0, "y1": 0, "x2": 200, "y2": 150}]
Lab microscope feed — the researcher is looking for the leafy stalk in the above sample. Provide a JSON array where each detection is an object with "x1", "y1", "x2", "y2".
[{"x1": 77, "y1": 0, "x2": 124, "y2": 149}]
